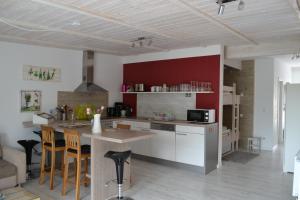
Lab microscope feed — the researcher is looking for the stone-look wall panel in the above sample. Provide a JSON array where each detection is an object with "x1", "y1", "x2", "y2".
[
  {"x1": 224, "y1": 60, "x2": 255, "y2": 149},
  {"x1": 57, "y1": 91, "x2": 108, "y2": 117}
]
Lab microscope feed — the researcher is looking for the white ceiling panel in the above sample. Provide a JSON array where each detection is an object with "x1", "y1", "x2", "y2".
[{"x1": 0, "y1": 0, "x2": 299, "y2": 55}]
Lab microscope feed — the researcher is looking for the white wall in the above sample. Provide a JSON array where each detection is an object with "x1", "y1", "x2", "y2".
[
  {"x1": 0, "y1": 41, "x2": 124, "y2": 148},
  {"x1": 94, "y1": 53, "x2": 123, "y2": 107},
  {"x1": 254, "y1": 58, "x2": 275, "y2": 150},
  {"x1": 274, "y1": 59, "x2": 292, "y2": 83},
  {"x1": 0, "y1": 41, "x2": 82, "y2": 148},
  {"x1": 292, "y1": 67, "x2": 300, "y2": 83},
  {"x1": 253, "y1": 57, "x2": 292, "y2": 150}
]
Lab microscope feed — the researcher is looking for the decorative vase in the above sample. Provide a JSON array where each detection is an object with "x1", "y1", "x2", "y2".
[{"x1": 92, "y1": 114, "x2": 102, "y2": 134}]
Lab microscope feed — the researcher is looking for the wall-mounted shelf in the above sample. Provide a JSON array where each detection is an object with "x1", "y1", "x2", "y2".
[{"x1": 121, "y1": 91, "x2": 214, "y2": 94}]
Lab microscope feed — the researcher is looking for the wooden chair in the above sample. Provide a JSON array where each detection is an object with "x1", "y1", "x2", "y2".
[
  {"x1": 39, "y1": 126, "x2": 65, "y2": 190},
  {"x1": 116, "y1": 124, "x2": 131, "y2": 130},
  {"x1": 62, "y1": 129, "x2": 90, "y2": 200}
]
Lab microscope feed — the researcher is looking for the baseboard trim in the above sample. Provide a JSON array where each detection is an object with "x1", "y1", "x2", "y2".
[{"x1": 132, "y1": 153, "x2": 206, "y2": 174}]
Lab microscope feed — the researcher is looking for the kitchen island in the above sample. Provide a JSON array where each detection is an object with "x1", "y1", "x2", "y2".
[
  {"x1": 25, "y1": 121, "x2": 154, "y2": 200},
  {"x1": 82, "y1": 128, "x2": 154, "y2": 200}
]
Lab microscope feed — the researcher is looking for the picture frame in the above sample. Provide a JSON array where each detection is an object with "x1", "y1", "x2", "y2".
[
  {"x1": 20, "y1": 90, "x2": 41, "y2": 112},
  {"x1": 23, "y1": 65, "x2": 61, "y2": 82}
]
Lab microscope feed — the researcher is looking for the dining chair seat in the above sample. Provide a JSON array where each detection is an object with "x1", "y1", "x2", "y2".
[
  {"x1": 44, "y1": 140, "x2": 65, "y2": 148},
  {"x1": 67, "y1": 145, "x2": 91, "y2": 154}
]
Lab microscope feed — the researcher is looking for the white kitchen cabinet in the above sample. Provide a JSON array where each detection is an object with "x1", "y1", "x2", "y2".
[
  {"x1": 112, "y1": 120, "x2": 132, "y2": 128},
  {"x1": 176, "y1": 125, "x2": 204, "y2": 134},
  {"x1": 150, "y1": 129, "x2": 175, "y2": 161},
  {"x1": 176, "y1": 132, "x2": 204, "y2": 166},
  {"x1": 130, "y1": 123, "x2": 151, "y2": 157},
  {"x1": 113, "y1": 120, "x2": 152, "y2": 156}
]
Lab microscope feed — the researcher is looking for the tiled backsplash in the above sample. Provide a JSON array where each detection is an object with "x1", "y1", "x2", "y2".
[{"x1": 137, "y1": 93, "x2": 196, "y2": 120}]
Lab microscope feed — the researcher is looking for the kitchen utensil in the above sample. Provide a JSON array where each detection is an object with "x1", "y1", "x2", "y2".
[
  {"x1": 121, "y1": 110, "x2": 126, "y2": 117},
  {"x1": 152, "y1": 86, "x2": 156, "y2": 92},
  {"x1": 139, "y1": 84, "x2": 144, "y2": 92}
]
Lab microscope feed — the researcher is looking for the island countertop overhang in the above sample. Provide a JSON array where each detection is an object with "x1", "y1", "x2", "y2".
[{"x1": 82, "y1": 129, "x2": 154, "y2": 143}]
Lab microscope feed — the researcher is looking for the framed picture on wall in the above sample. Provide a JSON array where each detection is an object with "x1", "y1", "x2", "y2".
[
  {"x1": 20, "y1": 90, "x2": 41, "y2": 112},
  {"x1": 23, "y1": 65, "x2": 61, "y2": 82}
]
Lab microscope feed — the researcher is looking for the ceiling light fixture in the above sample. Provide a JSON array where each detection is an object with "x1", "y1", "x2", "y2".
[
  {"x1": 292, "y1": 49, "x2": 300, "y2": 60},
  {"x1": 130, "y1": 37, "x2": 153, "y2": 48},
  {"x1": 218, "y1": 4, "x2": 225, "y2": 15},
  {"x1": 216, "y1": 0, "x2": 246, "y2": 15}
]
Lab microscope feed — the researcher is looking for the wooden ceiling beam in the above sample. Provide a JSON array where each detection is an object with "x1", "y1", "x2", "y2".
[
  {"x1": 30, "y1": 0, "x2": 178, "y2": 40},
  {"x1": 168, "y1": 0, "x2": 258, "y2": 45},
  {"x1": 0, "y1": 34, "x2": 121, "y2": 55},
  {"x1": 0, "y1": 17, "x2": 164, "y2": 51},
  {"x1": 225, "y1": 41, "x2": 300, "y2": 59}
]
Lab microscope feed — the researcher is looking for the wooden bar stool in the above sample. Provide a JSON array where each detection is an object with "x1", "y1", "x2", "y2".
[
  {"x1": 39, "y1": 126, "x2": 65, "y2": 190},
  {"x1": 62, "y1": 129, "x2": 90, "y2": 200}
]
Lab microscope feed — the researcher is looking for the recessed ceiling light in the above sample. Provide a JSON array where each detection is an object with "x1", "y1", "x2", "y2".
[{"x1": 71, "y1": 21, "x2": 81, "y2": 26}]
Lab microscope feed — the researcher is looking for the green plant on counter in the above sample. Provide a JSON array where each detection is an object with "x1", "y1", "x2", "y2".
[{"x1": 74, "y1": 104, "x2": 96, "y2": 120}]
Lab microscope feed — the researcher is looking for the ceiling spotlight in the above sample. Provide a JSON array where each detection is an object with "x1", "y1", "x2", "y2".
[
  {"x1": 216, "y1": 0, "x2": 245, "y2": 15},
  {"x1": 218, "y1": 3, "x2": 225, "y2": 15},
  {"x1": 130, "y1": 37, "x2": 153, "y2": 48},
  {"x1": 238, "y1": 0, "x2": 245, "y2": 11}
]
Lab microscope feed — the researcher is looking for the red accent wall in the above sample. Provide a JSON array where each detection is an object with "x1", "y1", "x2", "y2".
[{"x1": 123, "y1": 55, "x2": 220, "y2": 121}]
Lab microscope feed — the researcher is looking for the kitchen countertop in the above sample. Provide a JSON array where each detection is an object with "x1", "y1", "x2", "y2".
[
  {"x1": 40, "y1": 121, "x2": 154, "y2": 143},
  {"x1": 102, "y1": 117, "x2": 217, "y2": 127},
  {"x1": 83, "y1": 128, "x2": 154, "y2": 143},
  {"x1": 23, "y1": 117, "x2": 217, "y2": 128}
]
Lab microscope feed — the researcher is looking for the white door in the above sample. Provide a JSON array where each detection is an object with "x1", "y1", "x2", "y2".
[
  {"x1": 175, "y1": 132, "x2": 204, "y2": 166},
  {"x1": 284, "y1": 84, "x2": 300, "y2": 172},
  {"x1": 150, "y1": 130, "x2": 175, "y2": 161}
]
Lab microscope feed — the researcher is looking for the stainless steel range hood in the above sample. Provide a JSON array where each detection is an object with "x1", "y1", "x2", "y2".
[{"x1": 74, "y1": 50, "x2": 108, "y2": 93}]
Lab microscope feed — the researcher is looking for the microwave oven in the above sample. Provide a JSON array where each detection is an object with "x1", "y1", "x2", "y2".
[{"x1": 187, "y1": 109, "x2": 215, "y2": 123}]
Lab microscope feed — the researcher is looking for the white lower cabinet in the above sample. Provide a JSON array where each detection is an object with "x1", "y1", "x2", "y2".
[
  {"x1": 113, "y1": 120, "x2": 152, "y2": 156},
  {"x1": 149, "y1": 130, "x2": 175, "y2": 161},
  {"x1": 113, "y1": 121, "x2": 206, "y2": 167},
  {"x1": 175, "y1": 125, "x2": 205, "y2": 167},
  {"x1": 175, "y1": 132, "x2": 204, "y2": 166}
]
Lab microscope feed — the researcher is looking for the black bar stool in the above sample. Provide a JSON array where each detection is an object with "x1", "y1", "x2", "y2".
[
  {"x1": 104, "y1": 150, "x2": 133, "y2": 200},
  {"x1": 17, "y1": 140, "x2": 40, "y2": 179}
]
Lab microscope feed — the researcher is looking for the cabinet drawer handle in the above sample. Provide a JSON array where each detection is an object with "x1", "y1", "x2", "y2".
[{"x1": 176, "y1": 133, "x2": 187, "y2": 136}]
